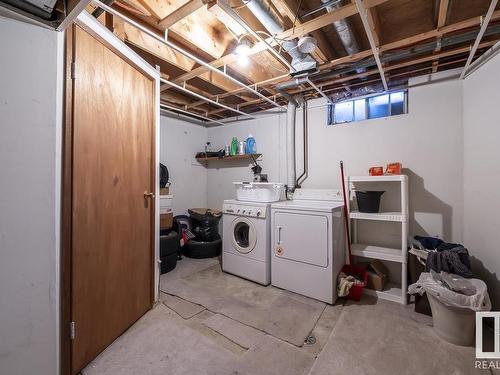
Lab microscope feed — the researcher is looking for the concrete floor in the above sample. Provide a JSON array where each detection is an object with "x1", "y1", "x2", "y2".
[{"x1": 83, "y1": 257, "x2": 492, "y2": 375}]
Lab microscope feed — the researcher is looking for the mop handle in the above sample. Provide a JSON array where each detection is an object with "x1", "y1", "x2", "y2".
[{"x1": 340, "y1": 161, "x2": 352, "y2": 265}]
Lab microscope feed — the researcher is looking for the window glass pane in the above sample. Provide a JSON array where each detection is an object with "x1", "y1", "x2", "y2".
[
  {"x1": 334, "y1": 101, "x2": 353, "y2": 123},
  {"x1": 368, "y1": 94, "x2": 389, "y2": 119},
  {"x1": 354, "y1": 99, "x2": 366, "y2": 121},
  {"x1": 390, "y1": 92, "x2": 405, "y2": 116}
]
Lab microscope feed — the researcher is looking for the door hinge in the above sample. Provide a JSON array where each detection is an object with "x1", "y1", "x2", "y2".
[
  {"x1": 70, "y1": 321, "x2": 76, "y2": 340},
  {"x1": 71, "y1": 62, "x2": 76, "y2": 80}
]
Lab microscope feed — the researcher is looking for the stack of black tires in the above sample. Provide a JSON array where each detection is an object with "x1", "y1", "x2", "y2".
[
  {"x1": 160, "y1": 228, "x2": 179, "y2": 274},
  {"x1": 183, "y1": 208, "x2": 222, "y2": 258},
  {"x1": 160, "y1": 208, "x2": 222, "y2": 274}
]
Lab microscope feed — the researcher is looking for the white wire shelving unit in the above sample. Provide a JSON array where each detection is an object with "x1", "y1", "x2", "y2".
[{"x1": 347, "y1": 174, "x2": 409, "y2": 304}]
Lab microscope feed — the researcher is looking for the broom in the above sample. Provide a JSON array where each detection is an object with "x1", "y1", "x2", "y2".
[
  {"x1": 340, "y1": 160, "x2": 352, "y2": 265},
  {"x1": 339, "y1": 160, "x2": 367, "y2": 301}
]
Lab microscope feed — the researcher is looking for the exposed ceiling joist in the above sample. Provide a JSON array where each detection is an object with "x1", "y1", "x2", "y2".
[
  {"x1": 170, "y1": 0, "x2": 387, "y2": 85},
  {"x1": 432, "y1": 0, "x2": 450, "y2": 72},
  {"x1": 380, "y1": 9, "x2": 500, "y2": 52},
  {"x1": 157, "y1": 0, "x2": 206, "y2": 29},
  {"x1": 366, "y1": 6, "x2": 381, "y2": 47},
  {"x1": 320, "y1": 10, "x2": 500, "y2": 72},
  {"x1": 207, "y1": 37, "x2": 499, "y2": 114},
  {"x1": 437, "y1": 0, "x2": 450, "y2": 28},
  {"x1": 135, "y1": 0, "x2": 161, "y2": 18},
  {"x1": 354, "y1": 0, "x2": 388, "y2": 90}
]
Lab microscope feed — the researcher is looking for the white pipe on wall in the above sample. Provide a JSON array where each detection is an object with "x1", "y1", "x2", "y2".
[{"x1": 286, "y1": 100, "x2": 297, "y2": 195}]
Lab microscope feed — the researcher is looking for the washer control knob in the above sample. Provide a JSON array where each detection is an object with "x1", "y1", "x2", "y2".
[
  {"x1": 237, "y1": 209, "x2": 240, "y2": 213},
  {"x1": 242, "y1": 210, "x2": 246, "y2": 214},
  {"x1": 257, "y1": 210, "x2": 261, "y2": 216}
]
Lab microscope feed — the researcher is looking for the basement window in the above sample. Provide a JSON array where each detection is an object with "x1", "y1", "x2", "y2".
[{"x1": 327, "y1": 90, "x2": 408, "y2": 125}]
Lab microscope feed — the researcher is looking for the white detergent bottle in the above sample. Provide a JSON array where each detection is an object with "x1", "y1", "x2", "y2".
[{"x1": 246, "y1": 134, "x2": 256, "y2": 154}]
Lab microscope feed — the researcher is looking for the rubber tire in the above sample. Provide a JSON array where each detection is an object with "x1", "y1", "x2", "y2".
[
  {"x1": 160, "y1": 253, "x2": 177, "y2": 274},
  {"x1": 182, "y1": 238, "x2": 222, "y2": 259},
  {"x1": 160, "y1": 230, "x2": 179, "y2": 258}
]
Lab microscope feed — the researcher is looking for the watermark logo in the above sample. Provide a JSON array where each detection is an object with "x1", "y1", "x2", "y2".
[
  {"x1": 476, "y1": 312, "x2": 500, "y2": 359},
  {"x1": 475, "y1": 312, "x2": 500, "y2": 370}
]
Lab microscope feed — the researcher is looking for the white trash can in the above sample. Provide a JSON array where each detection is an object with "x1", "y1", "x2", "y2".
[{"x1": 409, "y1": 272, "x2": 491, "y2": 346}]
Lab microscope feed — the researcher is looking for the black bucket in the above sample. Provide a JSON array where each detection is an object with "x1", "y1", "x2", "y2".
[{"x1": 355, "y1": 191, "x2": 385, "y2": 213}]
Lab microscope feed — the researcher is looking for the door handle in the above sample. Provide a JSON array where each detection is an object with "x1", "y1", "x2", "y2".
[
  {"x1": 277, "y1": 226, "x2": 282, "y2": 244},
  {"x1": 144, "y1": 191, "x2": 155, "y2": 199}
]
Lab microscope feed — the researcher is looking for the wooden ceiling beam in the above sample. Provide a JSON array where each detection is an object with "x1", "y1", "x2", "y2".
[
  {"x1": 432, "y1": 0, "x2": 450, "y2": 72},
  {"x1": 380, "y1": 10, "x2": 500, "y2": 52},
  {"x1": 319, "y1": 10, "x2": 500, "y2": 72},
  {"x1": 117, "y1": 0, "x2": 279, "y2": 90},
  {"x1": 170, "y1": 0, "x2": 387, "y2": 85},
  {"x1": 135, "y1": 0, "x2": 162, "y2": 19},
  {"x1": 157, "y1": 0, "x2": 206, "y2": 29},
  {"x1": 366, "y1": 7, "x2": 381, "y2": 47}
]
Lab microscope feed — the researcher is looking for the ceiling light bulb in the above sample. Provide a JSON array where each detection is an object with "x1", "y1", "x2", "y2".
[
  {"x1": 237, "y1": 54, "x2": 249, "y2": 66},
  {"x1": 235, "y1": 39, "x2": 251, "y2": 56}
]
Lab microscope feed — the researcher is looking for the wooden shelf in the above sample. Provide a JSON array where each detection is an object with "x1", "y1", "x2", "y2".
[{"x1": 196, "y1": 153, "x2": 261, "y2": 162}]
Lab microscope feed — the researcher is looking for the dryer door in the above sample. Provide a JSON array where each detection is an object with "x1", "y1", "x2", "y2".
[
  {"x1": 274, "y1": 212, "x2": 329, "y2": 267},
  {"x1": 231, "y1": 217, "x2": 257, "y2": 254}
]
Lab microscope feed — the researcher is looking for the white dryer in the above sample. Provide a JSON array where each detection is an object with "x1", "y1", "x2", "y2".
[
  {"x1": 270, "y1": 189, "x2": 346, "y2": 304},
  {"x1": 222, "y1": 200, "x2": 271, "y2": 285}
]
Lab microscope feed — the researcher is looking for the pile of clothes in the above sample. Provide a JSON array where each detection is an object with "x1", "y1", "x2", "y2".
[
  {"x1": 337, "y1": 271, "x2": 364, "y2": 297},
  {"x1": 411, "y1": 235, "x2": 472, "y2": 278}
]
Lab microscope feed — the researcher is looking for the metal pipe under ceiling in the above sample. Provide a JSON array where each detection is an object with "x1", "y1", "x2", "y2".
[
  {"x1": 160, "y1": 78, "x2": 255, "y2": 119},
  {"x1": 92, "y1": 0, "x2": 284, "y2": 112},
  {"x1": 160, "y1": 103, "x2": 226, "y2": 126}
]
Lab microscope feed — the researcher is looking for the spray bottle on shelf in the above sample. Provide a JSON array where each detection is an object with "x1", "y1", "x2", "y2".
[
  {"x1": 245, "y1": 134, "x2": 256, "y2": 154},
  {"x1": 230, "y1": 137, "x2": 238, "y2": 156}
]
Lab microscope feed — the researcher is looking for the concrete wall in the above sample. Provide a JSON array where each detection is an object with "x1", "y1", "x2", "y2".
[
  {"x1": 160, "y1": 115, "x2": 208, "y2": 215},
  {"x1": 463, "y1": 53, "x2": 500, "y2": 309},
  {"x1": 0, "y1": 16, "x2": 62, "y2": 375},
  {"x1": 207, "y1": 73, "x2": 465, "y2": 245}
]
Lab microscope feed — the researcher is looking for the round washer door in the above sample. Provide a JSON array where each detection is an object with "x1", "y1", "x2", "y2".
[{"x1": 231, "y1": 217, "x2": 257, "y2": 254}]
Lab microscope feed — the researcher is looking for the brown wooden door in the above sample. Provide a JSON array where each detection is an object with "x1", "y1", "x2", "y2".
[{"x1": 70, "y1": 25, "x2": 155, "y2": 373}]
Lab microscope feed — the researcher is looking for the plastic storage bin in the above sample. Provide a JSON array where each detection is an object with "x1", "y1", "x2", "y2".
[{"x1": 233, "y1": 182, "x2": 284, "y2": 202}]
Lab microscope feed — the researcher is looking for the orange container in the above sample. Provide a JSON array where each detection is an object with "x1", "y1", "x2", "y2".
[
  {"x1": 385, "y1": 162, "x2": 402, "y2": 175},
  {"x1": 369, "y1": 166, "x2": 384, "y2": 176}
]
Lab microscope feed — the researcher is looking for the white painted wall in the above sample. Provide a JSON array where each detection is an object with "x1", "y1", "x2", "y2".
[
  {"x1": 0, "y1": 16, "x2": 61, "y2": 375},
  {"x1": 160, "y1": 114, "x2": 208, "y2": 215},
  {"x1": 206, "y1": 111, "x2": 287, "y2": 209},
  {"x1": 207, "y1": 73, "x2": 465, "y2": 246},
  {"x1": 463, "y1": 52, "x2": 500, "y2": 309}
]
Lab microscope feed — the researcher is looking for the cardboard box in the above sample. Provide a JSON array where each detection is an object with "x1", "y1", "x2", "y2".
[
  {"x1": 160, "y1": 187, "x2": 170, "y2": 195},
  {"x1": 160, "y1": 212, "x2": 173, "y2": 229},
  {"x1": 359, "y1": 260, "x2": 388, "y2": 291}
]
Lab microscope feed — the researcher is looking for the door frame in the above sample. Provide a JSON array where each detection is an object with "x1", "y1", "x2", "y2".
[{"x1": 61, "y1": 11, "x2": 160, "y2": 375}]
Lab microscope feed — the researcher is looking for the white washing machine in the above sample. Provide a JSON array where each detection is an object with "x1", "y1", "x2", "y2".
[
  {"x1": 222, "y1": 199, "x2": 271, "y2": 285},
  {"x1": 270, "y1": 189, "x2": 346, "y2": 304}
]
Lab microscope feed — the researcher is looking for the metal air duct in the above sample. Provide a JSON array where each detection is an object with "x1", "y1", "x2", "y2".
[{"x1": 245, "y1": 0, "x2": 317, "y2": 73}]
